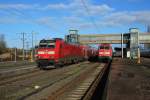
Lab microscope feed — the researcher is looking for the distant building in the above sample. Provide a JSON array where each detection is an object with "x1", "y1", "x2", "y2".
[{"x1": 144, "y1": 25, "x2": 150, "y2": 49}]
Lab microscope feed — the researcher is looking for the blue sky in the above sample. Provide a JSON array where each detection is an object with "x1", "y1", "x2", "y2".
[{"x1": 0, "y1": 0, "x2": 150, "y2": 48}]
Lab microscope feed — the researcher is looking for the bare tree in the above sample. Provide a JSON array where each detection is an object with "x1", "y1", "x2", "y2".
[{"x1": 0, "y1": 34, "x2": 7, "y2": 54}]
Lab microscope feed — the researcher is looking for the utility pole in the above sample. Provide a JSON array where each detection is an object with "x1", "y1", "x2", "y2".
[
  {"x1": 14, "y1": 48, "x2": 17, "y2": 62},
  {"x1": 121, "y1": 33, "x2": 124, "y2": 59},
  {"x1": 18, "y1": 32, "x2": 26, "y2": 61},
  {"x1": 137, "y1": 30, "x2": 140, "y2": 64},
  {"x1": 26, "y1": 41, "x2": 29, "y2": 60},
  {"x1": 10, "y1": 48, "x2": 13, "y2": 61},
  {"x1": 22, "y1": 33, "x2": 25, "y2": 61},
  {"x1": 31, "y1": 31, "x2": 34, "y2": 62},
  {"x1": 31, "y1": 31, "x2": 38, "y2": 62}
]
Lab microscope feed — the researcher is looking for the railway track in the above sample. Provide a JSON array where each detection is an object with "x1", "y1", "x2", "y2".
[
  {"x1": 0, "y1": 69, "x2": 43, "y2": 86},
  {"x1": 0, "y1": 62, "x2": 89, "y2": 85},
  {"x1": 0, "y1": 61, "x2": 35, "y2": 70},
  {"x1": 26, "y1": 62, "x2": 111, "y2": 100},
  {"x1": 0, "y1": 61, "x2": 111, "y2": 100},
  {"x1": 0, "y1": 65, "x2": 39, "y2": 82},
  {"x1": 59, "y1": 63, "x2": 106, "y2": 100},
  {"x1": 0, "y1": 61, "x2": 90, "y2": 100},
  {"x1": 59, "y1": 63, "x2": 110, "y2": 100}
]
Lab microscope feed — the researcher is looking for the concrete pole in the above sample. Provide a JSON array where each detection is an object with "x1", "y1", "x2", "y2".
[
  {"x1": 18, "y1": 32, "x2": 26, "y2": 61},
  {"x1": 121, "y1": 33, "x2": 124, "y2": 58},
  {"x1": 14, "y1": 48, "x2": 17, "y2": 62},
  {"x1": 137, "y1": 31, "x2": 140, "y2": 63},
  {"x1": 26, "y1": 41, "x2": 29, "y2": 60},
  {"x1": 31, "y1": 31, "x2": 34, "y2": 62},
  {"x1": 11, "y1": 48, "x2": 13, "y2": 61},
  {"x1": 32, "y1": 32, "x2": 34, "y2": 61},
  {"x1": 22, "y1": 33, "x2": 25, "y2": 61}
]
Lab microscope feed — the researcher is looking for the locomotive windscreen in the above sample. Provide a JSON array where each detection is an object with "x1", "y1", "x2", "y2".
[
  {"x1": 39, "y1": 40, "x2": 55, "y2": 48},
  {"x1": 105, "y1": 46, "x2": 110, "y2": 50},
  {"x1": 99, "y1": 45, "x2": 110, "y2": 50}
]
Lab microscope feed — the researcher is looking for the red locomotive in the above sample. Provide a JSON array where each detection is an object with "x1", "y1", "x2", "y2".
[
  {"x1": 35, "y1": 38, "x2": 97, "y2": 69},
  {"x1": 98, "y1": 44, "x2": 113, "y2": 62}
]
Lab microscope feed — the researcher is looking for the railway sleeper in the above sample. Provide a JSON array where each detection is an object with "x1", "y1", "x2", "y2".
[{"x1": 65, "y1": 64, "x2": 107, "y2": 100}]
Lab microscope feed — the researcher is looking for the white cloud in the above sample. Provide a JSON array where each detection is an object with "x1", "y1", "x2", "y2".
[
  {"x1": 36, "y1": 17, "x2": 53, "y2": 25},
  {"x1": 35, "y1": 17, "x2": 66, "y2": 32},
  {"x1": 88, "y1": 4, "x2": 114, "y2": 15},
  {"x1": 0, "y1": 0, "x2": 114, "y2": 16},
  {"x1": 101, "y1": 12, "x2": 136, "y2": 26},
  {"x1": 133, "y1": 11, "x2": 150, "y2": 24},
  {"x1": 0, "y1": 0, "x2": 150, "y2": 30},
  {"x1": 63, "y1": 10, "x2": 150, "y2": 29},
  {"x1": 43, "y1": 3, "x2": 69, "y2": 10},
  {"x1": 100, "y1": 11, "x2": 150, "y2": 27},
  {"x1": 0, "y1": 4, "x2": 38, "y2": 10},
  {"x1": 35, "y1": 10, "x2": 150, "y2": 30},
  {"x1": 0, "y1": 17, "x2": 31, "y2": 24}
]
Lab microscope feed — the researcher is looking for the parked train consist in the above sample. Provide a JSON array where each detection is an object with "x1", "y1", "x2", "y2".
[
  {"x1": 35, "y1": 38, "x2": 97, "y2": 69},
  {"x1": 98, "y1": 44, "x2": 113, "y2": 62}
]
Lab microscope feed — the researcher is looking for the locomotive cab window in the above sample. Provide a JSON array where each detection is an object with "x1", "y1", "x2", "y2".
[
  {"x1": 99, "y1": 46, "x2": 104, "y2": 49},
  {"x1": 39, "y1": 40, "x2": 55, "y2": 48},
  {"x1": 39, "y1": 43, "x2": 47, "y2": 48},
  {"x1": 99, "y1": 46, "x2": 110, "y2": 50},
  {"x1": 105, "y1": 46, "x2": 110, "y2": 50},
  {"x1": 47, "y1": 43, "x2": 55, "y2": 48}
]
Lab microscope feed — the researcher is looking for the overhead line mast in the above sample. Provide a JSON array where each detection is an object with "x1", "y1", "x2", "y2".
[{"x1": 18, "y1": 32, "x2": 27, "y2": 61}]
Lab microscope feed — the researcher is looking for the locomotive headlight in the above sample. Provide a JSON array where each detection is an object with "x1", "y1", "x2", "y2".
[
  {"x1": 48, "y1": 51, "x2": 55, "y2": 54},
  {"x1": 105, "y1": 52, "x2": 110, "y2": 54},
  {"x1": 99, "y1": 52, "x2": 103, "y2": 54},
  {"x1": 38, "y1": 51, "x2": 45, "y2": 54}
]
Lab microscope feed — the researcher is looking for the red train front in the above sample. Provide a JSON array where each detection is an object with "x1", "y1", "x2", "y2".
[
  {"x1": 35, "y1": 38, "x2": 84, "y2": 69},
  {"x1": 98, "y1": 44, "x2": 113, "y2": 62}
]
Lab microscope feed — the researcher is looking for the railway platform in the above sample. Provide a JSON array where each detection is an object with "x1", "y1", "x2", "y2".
[{"x1": 107, "y1": 58, "x2": 150, "y2": 100}]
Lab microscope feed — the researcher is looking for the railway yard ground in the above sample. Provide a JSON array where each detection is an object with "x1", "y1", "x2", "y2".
[
  {"x1": 107, "y1": 58, "x2": 150, "y2": 100},
  {"x1": 0, "y1": 61, "x2": 109, "y2": 100},
  {"x1": 0, "y1": 61, "x2": 36, "y2": 81},
  {"x1": 0, "y1": 61, "x2": 35, "y2": 72},
  {"x1": 0, "y1": 58, "x2": 150, "y2": 100}
]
